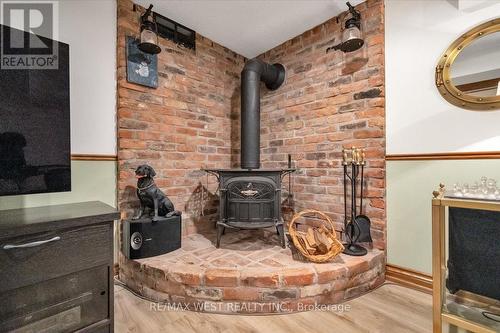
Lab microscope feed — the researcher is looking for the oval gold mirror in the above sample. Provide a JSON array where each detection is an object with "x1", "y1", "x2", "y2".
[{"x1": 435, "y1": 18, "x2": 500, "y2": 111}]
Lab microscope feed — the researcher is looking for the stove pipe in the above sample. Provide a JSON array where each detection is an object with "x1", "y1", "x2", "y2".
[{"x1": 241, "y1": 59, "x2": 285, "y2": 169}]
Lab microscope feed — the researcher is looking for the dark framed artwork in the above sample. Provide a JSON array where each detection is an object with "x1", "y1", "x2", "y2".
[{"x1": 126, "y1": 36, "x2": 158, "y2": 88}]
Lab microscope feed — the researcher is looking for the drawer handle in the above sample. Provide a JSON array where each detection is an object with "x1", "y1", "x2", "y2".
[{"x1": 3, "y1": 236, "x2": 61, "y2": 250}]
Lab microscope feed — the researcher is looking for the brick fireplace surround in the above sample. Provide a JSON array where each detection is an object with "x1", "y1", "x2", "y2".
[{"x1": 118, "y1": 0, "x2": 386, "y2": 313}]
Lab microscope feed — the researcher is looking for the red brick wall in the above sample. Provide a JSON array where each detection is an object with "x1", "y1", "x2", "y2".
[
  {"x1": 257, "y1": 0, "x2": 386, "y2": 248},
  {"x1": 117, "y1": 0, "x2": 245, "y2": 235},
  {"x1": 117, "y1": 0, "x2": 385, "y2": 248}
]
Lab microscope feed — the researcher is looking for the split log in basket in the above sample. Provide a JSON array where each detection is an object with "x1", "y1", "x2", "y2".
[{"x1": 289, "y1": 209, "x2": 344, "y2": 263}]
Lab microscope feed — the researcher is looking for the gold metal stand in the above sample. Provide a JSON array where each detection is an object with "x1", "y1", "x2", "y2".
[{"x1": 432, "y1": 185, "x2": 500, "y2": 333}]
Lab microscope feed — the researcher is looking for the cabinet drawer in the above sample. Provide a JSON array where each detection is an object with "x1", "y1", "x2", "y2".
[
  {"x1": 92, "y1": 325, "x2": 110, "y2": 333},
  {"x1": 0, "y1": 265, "x2": 110, "y2": 332},
  {"x1": 0, "y1": 223, "x2": 112, "y2": 292}
]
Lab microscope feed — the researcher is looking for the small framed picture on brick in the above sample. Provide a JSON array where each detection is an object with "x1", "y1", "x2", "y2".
[{"x1": 126, "y1": 36, "x2": 158, "y2": 88}]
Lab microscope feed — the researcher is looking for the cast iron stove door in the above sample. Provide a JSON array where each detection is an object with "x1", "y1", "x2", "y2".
[
  {"x1": 217, "y1": 175, "x2": 284, "y2": 248},
  {"x1": 227, "y1": 179, "x2": 275, "y2": 224}
]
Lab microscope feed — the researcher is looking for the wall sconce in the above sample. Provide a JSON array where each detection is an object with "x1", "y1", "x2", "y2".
[
  {"x1": 138, "y1": 4, "x2": 161, "y2": 54},
  {"x1": 326, "y1": 2, "x2": 364, "y2": 53}
]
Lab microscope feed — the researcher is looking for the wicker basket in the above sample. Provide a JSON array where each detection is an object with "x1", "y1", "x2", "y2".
[{"x1": 288, "y1": 209, "x2": 344, "y2": 263}]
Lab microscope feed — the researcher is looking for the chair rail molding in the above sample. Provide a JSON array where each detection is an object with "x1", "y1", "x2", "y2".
[
  {"x1": 71, "y1": 154, "x2": 118, "y2": 161},
  {"x1": 386, "y1": 151, "x2": 500, "y2": 161}
]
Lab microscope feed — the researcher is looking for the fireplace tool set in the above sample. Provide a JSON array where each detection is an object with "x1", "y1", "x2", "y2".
[{"x1": 342, "y1": 147, "x2": 372, "y2": 256}]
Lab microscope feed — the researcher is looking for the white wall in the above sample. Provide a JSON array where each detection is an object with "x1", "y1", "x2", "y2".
[
  {"x1": 385, "y1": 0, "x2": 500, "y2": 154},
  {"x1": 59, "y1": 0, "x2": 117, "y2": 155}
]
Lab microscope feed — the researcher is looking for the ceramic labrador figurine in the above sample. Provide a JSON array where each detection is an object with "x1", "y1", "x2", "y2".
[{"x1": 132, "y1": 164, "x2": 180, "y2": 221}]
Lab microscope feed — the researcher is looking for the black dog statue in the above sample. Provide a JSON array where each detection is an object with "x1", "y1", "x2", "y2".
[{"x1": 133, "y1": 164, "x2": 180, "y2": 221}]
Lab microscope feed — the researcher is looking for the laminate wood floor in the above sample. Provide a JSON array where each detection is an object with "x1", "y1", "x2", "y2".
[{"x1": 114, "y1": 283, "x2": 433, "y2": 333}]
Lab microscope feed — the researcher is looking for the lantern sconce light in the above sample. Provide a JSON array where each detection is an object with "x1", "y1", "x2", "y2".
[
  {"x1": 326, "y1": 2, "x2": 364, "y2": 54},
  {"x1": 138, "y1": 4, "x2": 161, "y2": 55}
]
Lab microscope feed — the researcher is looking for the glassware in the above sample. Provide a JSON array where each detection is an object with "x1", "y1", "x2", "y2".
[
  {"x1": 453, "y1": 183, "x2": 463, "y2": 197},
  {"x1": 447, "y1": 177, "x2": 499, "y2": 201},
  {"x1": 486, "y1": 179, "x2": 497, "y2": 199},
  {"x1": 462, "y1": 183, "x2": 470, "y2": 197},
  {"x1": 480, "y1": 176, "x2": 488, "y2": 195},
  {"x1": 470, "y1": 182, "x2": 479, "y2": 196}
]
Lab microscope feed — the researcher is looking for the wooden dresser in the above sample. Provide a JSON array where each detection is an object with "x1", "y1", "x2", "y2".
[{"x1": 0, "y1": 201, "x2": 119, "y2": 333}]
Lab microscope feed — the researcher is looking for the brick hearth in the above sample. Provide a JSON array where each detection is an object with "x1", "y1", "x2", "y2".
[
  {"x1": 117, "y1": 0, "x2": 387, "y2": 312},
  {"x1": 119, "y1": 229, "x2": 385, "y2": 314}
]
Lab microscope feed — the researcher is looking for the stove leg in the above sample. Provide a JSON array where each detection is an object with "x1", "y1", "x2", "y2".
[
  {"x1": 216, "y1": 224, "x2": 224, "y2": 248},
  {"x1": 276, "y1": 224, "x2": 285, "y2": 248}
]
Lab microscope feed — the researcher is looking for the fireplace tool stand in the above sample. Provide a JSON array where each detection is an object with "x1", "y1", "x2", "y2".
[{"x1": 342, "y1": 147, "x2": 371, "y2": 256}]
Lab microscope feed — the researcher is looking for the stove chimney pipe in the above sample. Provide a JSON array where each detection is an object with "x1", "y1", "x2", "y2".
[{"x1": 240, "y1": 58, "x2": 285, "y2": 170}]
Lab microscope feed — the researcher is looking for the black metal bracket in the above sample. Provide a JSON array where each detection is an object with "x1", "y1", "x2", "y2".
[
  {"x1": 203, "y1": 169, "x2": 221, "y2": 195},
  {"x1": 132, "y1": 4, "x2": 153, "y2": 22},
  {"x1": 346, "y1": 1, "x2": 361, "y2": 29},
  {"x1": 141, "y1": 4, "x2": 153, "y2": 23},
  {"x1": 326, "y1": 43, "x2": 343, "y2": 54},
  {"x1": 203, "y1": 169, "x2": 221, "y2": 183},
  {"x1": 280, "y1": 168, "x2": 296, "y2": 181}
]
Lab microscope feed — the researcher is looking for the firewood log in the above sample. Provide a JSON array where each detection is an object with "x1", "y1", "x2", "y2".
[
  {"x1": 305, "y1": 228, "x2": 318, "y2": 247},
  {"x1": 296, "y1": 231, "x2": 316, "y2": 255},
  {"x1": 319, "y1": 227, "x2": 335, "y2": 250},
  {"x1": 313, "y1": 228, "x2": 330, "y2": 254}
]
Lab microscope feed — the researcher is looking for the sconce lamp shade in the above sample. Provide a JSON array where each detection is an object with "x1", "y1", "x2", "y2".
[
  {"x1": 138, "y1": 5, "x2": 161, "y2": 54},
  {"x1": 341, "y1": 25, "x2": 364, "y2": 53}
]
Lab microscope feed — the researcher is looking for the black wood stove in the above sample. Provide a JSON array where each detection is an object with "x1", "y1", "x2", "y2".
[
  {"x1": 205, "y1": 58, "x2": 294, "y2": 248},
  {"x1": 205, "y1": 168, "x2": 293, "y2": 248}
]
